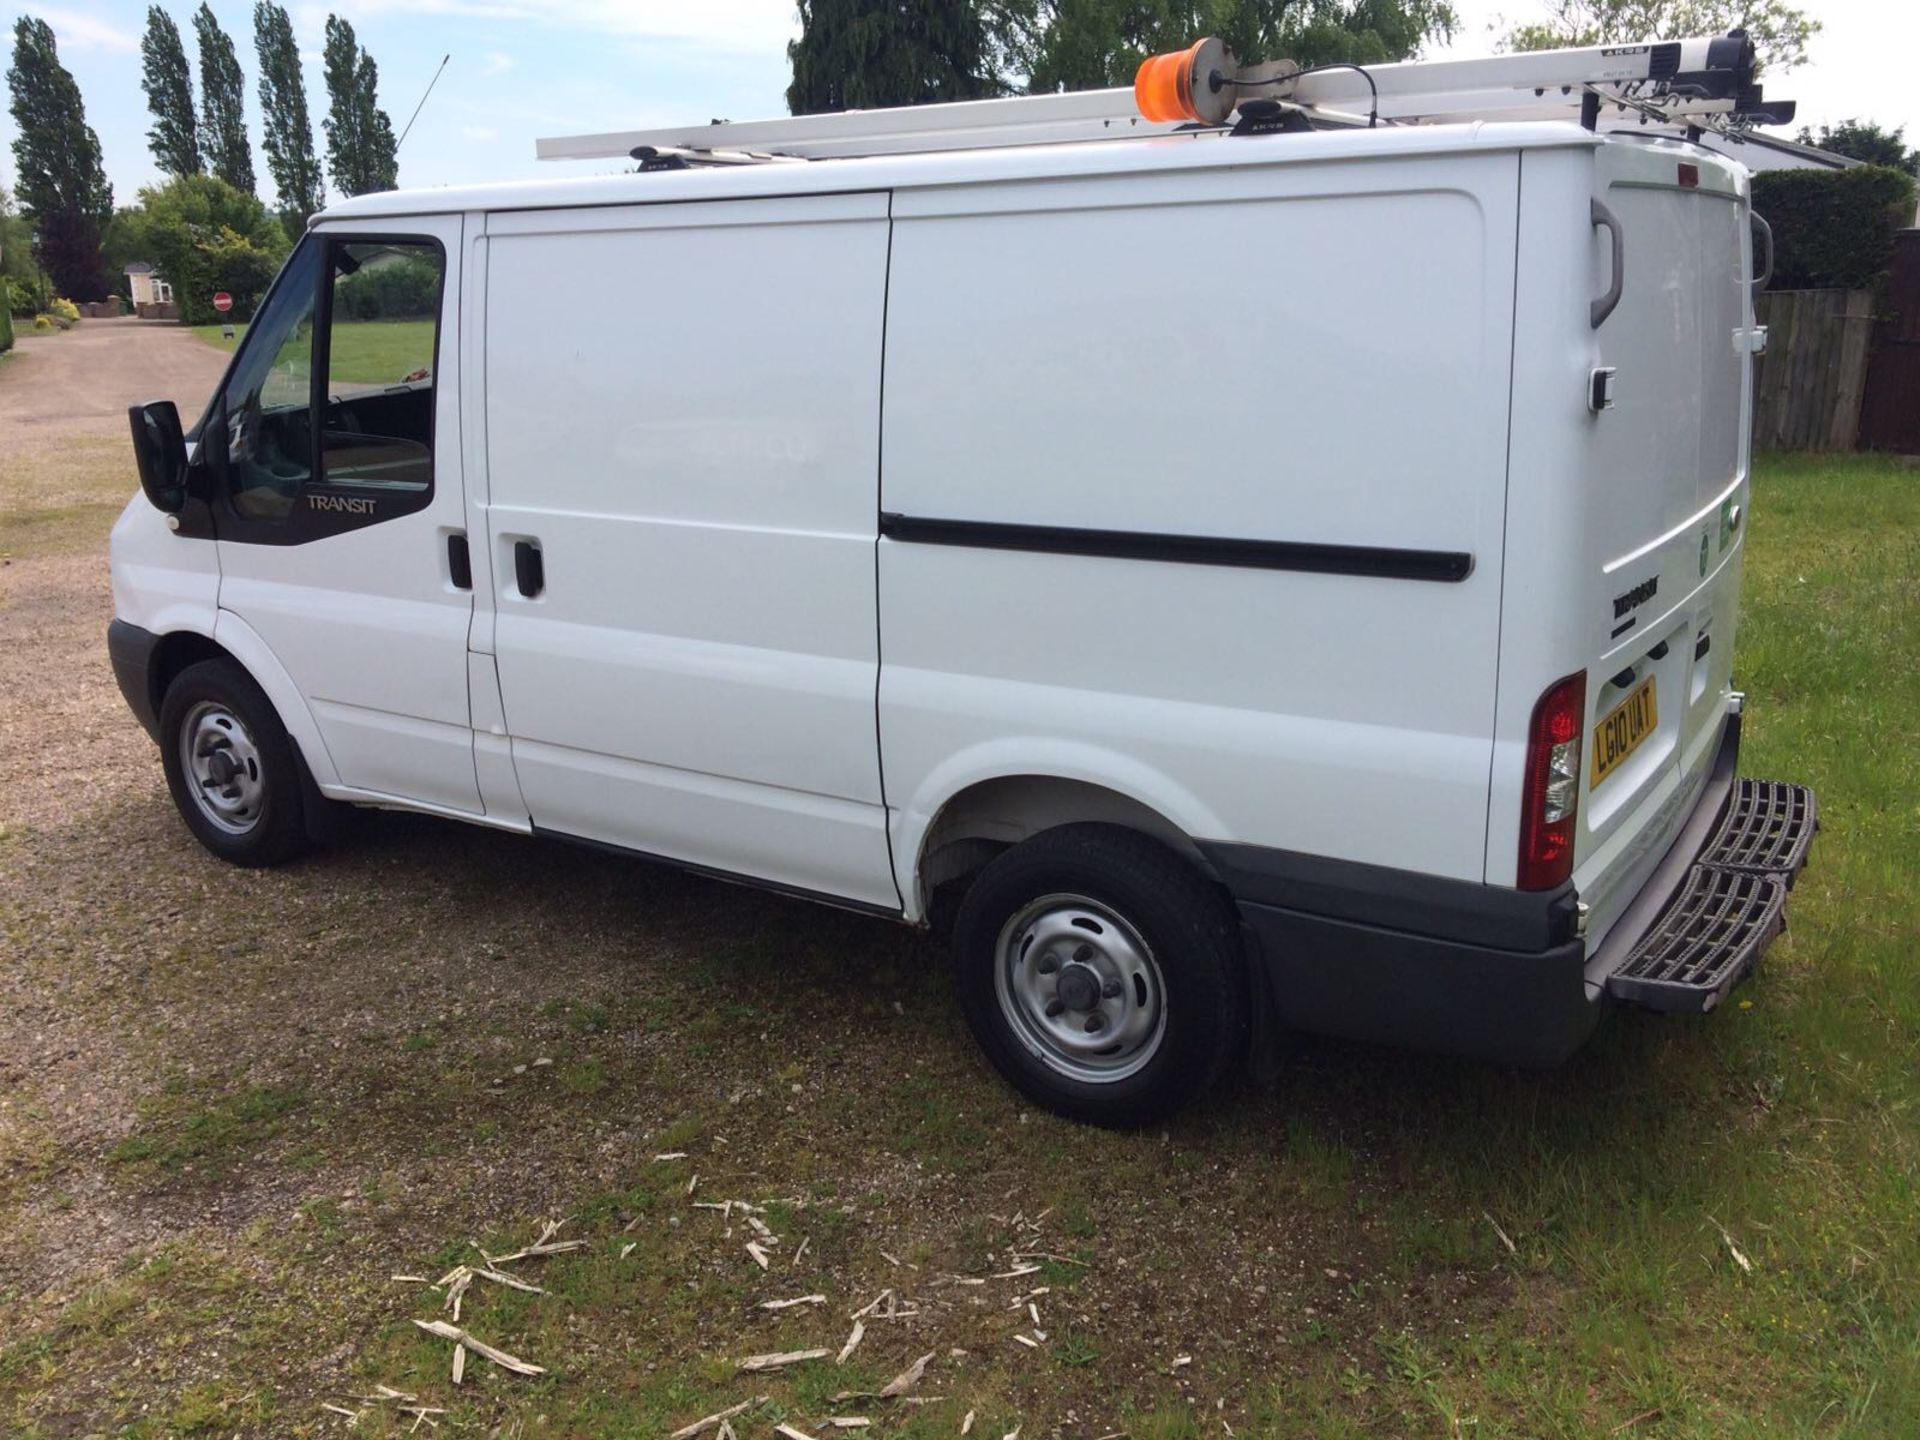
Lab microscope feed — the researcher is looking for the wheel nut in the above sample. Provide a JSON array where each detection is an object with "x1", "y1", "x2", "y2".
[
  {"x1": 1073, "y1": 944, "x2": 1093, "y2": 963},
  {"x1": 1083, "y1": 1014, "x2": 1105, "y2": 1034},
  {"x1": 1044, "y1": 999, "x2": 1064, "y2": 1018},
  {"x1": 1102, "y1": 978, "x2": 1123, "y2": 999},
  {"x1": 1037, "y1": 955, "x2": 1059, "y2": 975}
]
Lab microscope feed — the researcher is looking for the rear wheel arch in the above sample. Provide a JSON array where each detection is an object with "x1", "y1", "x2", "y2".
[{"x1": 913, "y1": 774, "x2": 1226, "y2": 925}]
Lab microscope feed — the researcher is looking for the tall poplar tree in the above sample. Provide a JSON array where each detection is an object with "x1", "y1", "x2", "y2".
[
  {"x1": 788, "y1": 0, "x2": 995, "y2": 114},
  {"x1": 254, "y1": 1, "x2": 325, "y2": 225},
  {"x1": 6, "y1": 16, "x2": 114, "y2": 299},
  {"x1": 322, "y1": 15, "x2": 398, "y2": 196},
  {"x1": 194, "y1": 3, "x2": 256, "y2": 194},
  {"x1": 140, "y1": 6, "x2": 200, "y2": 177}
]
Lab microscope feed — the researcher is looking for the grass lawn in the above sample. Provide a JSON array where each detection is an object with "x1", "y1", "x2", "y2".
[
  {"x1": 0, "y1": 453, "x2": 1915, "y2": 1438},
  {"x1": 192, "y1": 318, "x2": 435, "y2": 387}
]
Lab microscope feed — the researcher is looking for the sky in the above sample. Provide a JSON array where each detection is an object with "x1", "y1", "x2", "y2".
[{"x1": 2, "y1": 0, "x2": 1918, "y2": 212}]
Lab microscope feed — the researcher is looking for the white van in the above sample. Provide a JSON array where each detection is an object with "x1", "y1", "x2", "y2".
[{"x1": 112, "y1": 35, "x2": 1815, "y2": 1124}]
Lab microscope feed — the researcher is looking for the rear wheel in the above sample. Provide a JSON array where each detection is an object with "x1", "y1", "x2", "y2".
[
  {"x1": 158, "y1": 659, "x2": 313, "y2": 867},
  {"x1": 953, "y1": 824, "x2": 1248, "y2": 1127}
]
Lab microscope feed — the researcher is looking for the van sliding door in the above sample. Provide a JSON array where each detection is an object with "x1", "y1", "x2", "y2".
[{"x1": 478, "y1": 193, "x2": 900, "y2": 910}]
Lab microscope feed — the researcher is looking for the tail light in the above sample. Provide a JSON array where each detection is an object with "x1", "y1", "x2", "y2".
[{"x1": 1518, "y1": 671, "x2": 1587, "y2": 890}]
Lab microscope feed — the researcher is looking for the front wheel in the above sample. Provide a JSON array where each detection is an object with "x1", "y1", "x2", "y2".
[
  {"x1": 953, "y1": 824, "x2": 1248, "y2": 1127},
  {"x1": 158, "y1": 658, "x2": 313, "y2": 867}
]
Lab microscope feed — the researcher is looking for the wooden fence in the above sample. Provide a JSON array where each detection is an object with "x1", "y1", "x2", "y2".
[{"x1": 1752, "y1": 289, "x2": 1875, "y2": 451}]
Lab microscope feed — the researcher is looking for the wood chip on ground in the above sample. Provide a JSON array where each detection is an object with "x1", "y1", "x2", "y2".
[
  {"x1": 759, "y1": 1294, "x2": 827, "y2": 1311},
  {"x1": 962, "y1": 1410, "x2": 976, "y2": 1435},
  {"x1": 738, "y1": 1348, "x2": 832, "y2": 1373},
  {"x1": 667, "y1": 1396, "x2": 765, "y2": 1440},
  {"x1": 776, "y1": 1426, "x2": 819, "y2": 1440},
  {"x1": 411, "y1": 1319, "x2": 545, "y2": 1376},
  {"x1": 747, "y1": 1242, "x2": 772, "y2": 1270},
  {"x1": 837, "y1": 1319, "x2": 865, "y2": 1364},
  {"x1": 879, "y1": 1351, "x2": 935, "y2": 1398}
]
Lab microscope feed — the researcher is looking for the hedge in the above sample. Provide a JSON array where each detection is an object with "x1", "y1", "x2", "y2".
[
  {"x1": 0, "y1": 305, "x2": 12, "y2": 352},
  {"x1": 1752, "y1": 164, "x2": 1918, "y2": 292}
]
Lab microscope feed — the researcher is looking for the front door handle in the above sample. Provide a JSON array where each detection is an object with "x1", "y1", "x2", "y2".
[{"x1": 513, "y1": 539, "x2": 544, "y2": 598}]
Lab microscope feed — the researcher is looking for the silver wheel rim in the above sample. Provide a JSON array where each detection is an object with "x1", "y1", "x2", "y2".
[
  {"x1": 993, "y1": 893, "x2": 1167, "y2": 1084},
  {"x1": 178, "y1": 701, "x2": 266, "y2": 835}
]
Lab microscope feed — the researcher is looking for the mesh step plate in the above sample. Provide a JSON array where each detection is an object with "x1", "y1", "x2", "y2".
[
  {"x1": 1608, "y1": 865, "x2": 1787, "y2": 1012},
  {"x1": 1703, "y1": 780, "x2": 1819, "y2": 884}
]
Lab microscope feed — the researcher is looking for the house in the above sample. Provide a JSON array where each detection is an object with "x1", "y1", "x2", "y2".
[{"x1": 124, "y1": 260, "x2": 177, "y2": 317}]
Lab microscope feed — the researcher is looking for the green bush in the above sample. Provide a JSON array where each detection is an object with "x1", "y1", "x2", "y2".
[
  {"x1": 32, "y1": 313, "x2": 54, "y2": 332},
  {"x1": 0, "y1": 305, "x2": 13, "y2": 352},
  {"x1": 5, "y1": 272, "x2": 50, "y2": 316},
  {"x1": 48, "y1": 295, "x2": 80, "y2": 322},
  {"x1": 1752, "y1": 165, "x2": 1918, "y2": 291}
]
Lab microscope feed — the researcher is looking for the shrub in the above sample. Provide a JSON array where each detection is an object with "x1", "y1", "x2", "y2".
[
  {"x1": 32, "y1": 313, "x2": 54, "y2": 332},
  {"x1": 48, "y1": 296, "x2": 80, "y2": 322},
  {"x1": 1752, "y1": 165, "x2": 1918, "y2": 291},
  {"x1": 5, "y1": 273, "x2": 50, "y2": 316},
  {"x1": 0, "y1": 305, "x2": 13, "y2": 352}
]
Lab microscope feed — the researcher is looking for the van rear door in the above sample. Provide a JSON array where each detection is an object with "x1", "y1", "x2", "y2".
[{"x1": 1571, "y1": 140, "x2": 1755, "y2": 944}]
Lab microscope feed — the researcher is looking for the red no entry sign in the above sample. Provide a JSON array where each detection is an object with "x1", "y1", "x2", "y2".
[{"x1": 211, "y1": 292, "x2": 233, "y2": 313}]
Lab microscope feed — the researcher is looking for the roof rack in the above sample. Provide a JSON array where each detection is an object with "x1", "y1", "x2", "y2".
[{"x1": 536, "y1": 33, "x2": 1791, "y2": 166}]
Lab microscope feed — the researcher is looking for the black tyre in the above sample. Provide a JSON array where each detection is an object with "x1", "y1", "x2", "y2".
[
  {"x1": 157, "y1": 658, "x2": 313, "y2": 867},
  {"x1": 953, "y1": 823, "x2": 1248, "y2": 1127}
]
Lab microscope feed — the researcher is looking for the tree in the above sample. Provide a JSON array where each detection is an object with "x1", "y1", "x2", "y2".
[
  {"x1": 141, "y1": 6, "x2": 200, "y2": 178},
  {"x1": 122, "y1": 172, "x2": 289, "y2": 322},
  {"x1": 6, "y1": 17, "x2": 114, "y2": 299},
  {"x1": 1501, "y1": 0, "x2": 1818, "y2": 75},
  {"x1": 322, "y1": 15, "x2": 398, "y2": 196},
  {"x1": 195, "y1": 3, "x2": 256, "y2": 194},
  {"x1": 254, "y1": 1, "x2": 325, "y2": 227},
  {"x1": 1008, "y1": 0, "x2": 1457, "y2": 94},
  {"x1": 788, "y1": 0, "x2": 998, "y2": 113},
  {"x1": 1795, "y1": 119, "x2": 1918, "y2": 177}
]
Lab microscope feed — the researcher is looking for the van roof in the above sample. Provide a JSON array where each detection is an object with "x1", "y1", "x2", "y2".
[{"x1": 320, "y1": 119, "x2": 1608, "y2": 223}]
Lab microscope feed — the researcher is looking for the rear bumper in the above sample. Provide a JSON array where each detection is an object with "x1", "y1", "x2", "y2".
[
  {"x1": 1206, "y1": 710, "x2": 1812, "y2": 1067},
  {"x1": 108, "y1": 618, "x2": 163, "y2": 741}
]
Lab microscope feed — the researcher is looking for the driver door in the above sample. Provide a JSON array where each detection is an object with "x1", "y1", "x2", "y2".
[{"x1": 208, "y1": 216, "x2": 480, "y2": 812}]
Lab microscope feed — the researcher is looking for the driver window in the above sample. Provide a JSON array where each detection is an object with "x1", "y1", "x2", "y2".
[
  {"x1": 320, "y1": 240, "x2": 442, "y2": 493},
  {"x1": 222, "y1": 237, "x2": 321, "y2": 521}
]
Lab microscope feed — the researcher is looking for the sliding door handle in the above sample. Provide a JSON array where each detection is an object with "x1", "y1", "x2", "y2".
[
  {"x1": 513, "y1": 539, "x2": 544, "y2": 598},
  {"x1": 446, "y1": 532, "x2": 472, "y2": 590}
]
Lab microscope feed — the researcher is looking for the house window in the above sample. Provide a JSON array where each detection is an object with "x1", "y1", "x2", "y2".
[{"x1": 154, "y1": 279, "x2": 173, "y2": 304}]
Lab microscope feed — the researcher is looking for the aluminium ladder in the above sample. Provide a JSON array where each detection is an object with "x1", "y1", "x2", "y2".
[{"x1": 535, "y1": 32, "x2": 1792, "y2": 167}]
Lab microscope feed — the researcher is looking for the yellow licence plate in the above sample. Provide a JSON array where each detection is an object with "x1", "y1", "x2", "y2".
[{"x1": 1591, "y1": 677, "x2": 1658, "y2": 788}]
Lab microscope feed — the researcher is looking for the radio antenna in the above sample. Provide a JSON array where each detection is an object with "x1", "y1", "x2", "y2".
[{"x1": 397, "y1": 53, "x2": 451, "y2": 154}]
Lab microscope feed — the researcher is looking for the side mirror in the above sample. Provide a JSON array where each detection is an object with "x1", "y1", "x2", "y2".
[{"x1": 127, "y1": 400, "x2": 188, "y2": 514}]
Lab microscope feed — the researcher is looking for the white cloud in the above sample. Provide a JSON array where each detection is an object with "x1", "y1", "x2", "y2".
[
  {"x1": 38, "y1": 6, "x2": 138, "y2": 54},
  {"x1": 480, "y1": 49, "x2": 514, "y2": 76},
  {"x1": 460, "y1": 124, "x2": 499, "y2": 141}
]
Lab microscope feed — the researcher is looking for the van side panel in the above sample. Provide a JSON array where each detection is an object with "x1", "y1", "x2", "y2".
[
  {"x1": 481, "y1": 195, "x2": 900, "y2": 909},
  {"x1": 878, "y1": 156, "x2": 1520, "y2": 894}
]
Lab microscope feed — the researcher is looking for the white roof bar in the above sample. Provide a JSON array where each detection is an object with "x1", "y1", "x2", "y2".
[{"x1": 537, "y1": 34, "x2": 1779, "y2": 164}]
